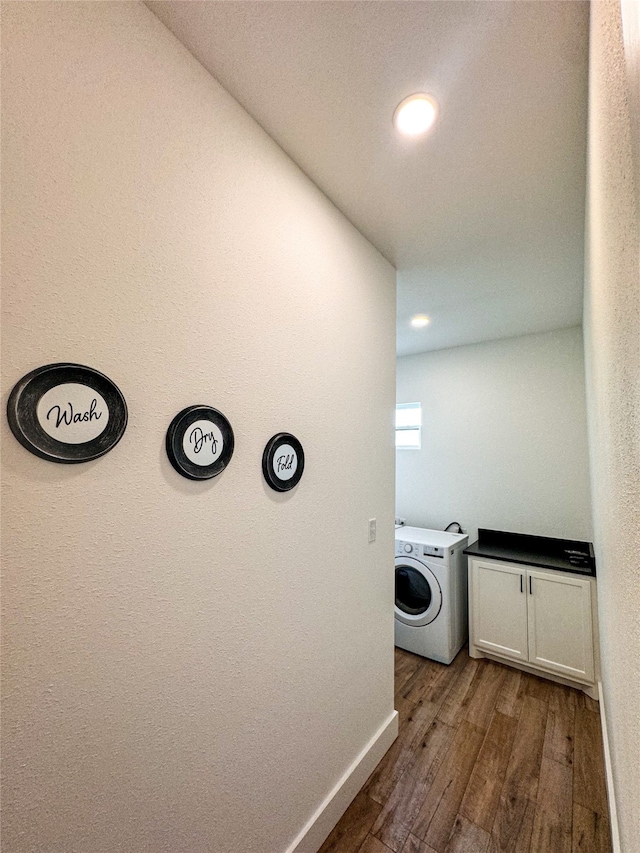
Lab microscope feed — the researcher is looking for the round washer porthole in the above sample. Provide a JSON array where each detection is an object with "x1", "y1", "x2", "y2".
[
  {"x1": 262, "y1": 433, "x2": 305, "y2": 492},
  {"x1": 166, "y1": 405, "x2": 234, "y2": 480},
  {"x1": 394, "y1": 557, "x2": 442, "y2": 626},
  {"x1": 396, "y1": 564, "x2": 433, "y2": 615}
]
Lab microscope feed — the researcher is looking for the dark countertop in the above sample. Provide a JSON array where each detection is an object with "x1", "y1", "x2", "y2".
[{"x1": 464, "y1": 529, "x2": 596, "y2": 577}]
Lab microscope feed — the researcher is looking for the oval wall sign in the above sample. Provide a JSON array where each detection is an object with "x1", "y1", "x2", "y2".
[
  {"x1": 262, "y1": 433, "x2": 305, "y2": 492},
  {"x1": 166, "y1": 405, "x2": 234, "y2": 480},
  {"x1": 7, "y1": 363, "x2": 128, "y2": 463}
]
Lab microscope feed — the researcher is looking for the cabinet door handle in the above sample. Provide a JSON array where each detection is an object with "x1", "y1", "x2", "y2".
[
  {"x1": 529, "y1": 575, "x2": 532, "y2": 595},
  {"x1": 520, "y1": 574, "x2": 523, "y2": 593}
]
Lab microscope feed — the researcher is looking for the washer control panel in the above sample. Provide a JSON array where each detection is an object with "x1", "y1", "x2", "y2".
[
  {"x1": 423, "y1": 544, "x2": 444, "y2": 559},
  {"x1": 396, "y1": 540, "x2": 445, "y2": 559},
  {"x1": 396, "y1": 540, "x2": 415, "y2": 556}
]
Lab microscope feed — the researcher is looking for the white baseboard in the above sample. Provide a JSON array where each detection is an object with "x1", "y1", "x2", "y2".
[
  {"x1": 598, "y1": 681, "x2": 622, "y2": 853},
  {"x1": 285, "y1": 710, "x2": 399, "y2": 853}
]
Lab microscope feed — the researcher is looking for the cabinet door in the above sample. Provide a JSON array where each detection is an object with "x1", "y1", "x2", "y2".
[
  {"x1": 471, "y1": 561, "x2": 528, "y2": 661},
  {"x1": 527, "y1": 570, "x2": 595, "y2": 683}
]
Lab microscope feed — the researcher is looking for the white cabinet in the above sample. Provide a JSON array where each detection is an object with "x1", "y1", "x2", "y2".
[
  {"x1": 469, "y1": 558, "x2": 597, "y2": 691},
  {"x1": 471, "y1": 561, "x2": 528, "y2": 662},
  {"x1": 527, "y1": 569, "x2": 595, "y2": 683}
]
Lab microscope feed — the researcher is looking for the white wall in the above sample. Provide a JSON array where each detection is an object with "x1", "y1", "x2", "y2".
[
  {"x1": 0, "y1": 4, "x2": 396, "y2": 852},
  {"x1": 396, "y1": 327, "x2": 593, "y2": 543},
  {"x1": 584, "y1": 1, "x2": 640, "y2": 849}
]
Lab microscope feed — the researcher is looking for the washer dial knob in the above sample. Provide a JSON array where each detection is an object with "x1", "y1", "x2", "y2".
[{"x1": 404, "y1": 543, "x2": 412, "y2": 554}]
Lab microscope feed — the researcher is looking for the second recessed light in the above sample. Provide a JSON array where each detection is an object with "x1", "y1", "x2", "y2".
[
  {"x1": 394, "y1": 94, "x2": 438, "y2": 137},
  {"x1": 411, "y1": 315, "x2": 431, "y2": 328}
]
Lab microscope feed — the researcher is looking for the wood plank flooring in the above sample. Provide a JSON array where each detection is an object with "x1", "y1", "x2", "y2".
[{"x1": 319, "y1": 648, "x2": 612, "y2": 853}]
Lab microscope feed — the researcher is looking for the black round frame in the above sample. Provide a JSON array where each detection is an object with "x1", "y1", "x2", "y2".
[
  {"x1": 166, "y1": 405, "x2": 234, "y2": 480},
  {"x1": 262, "y1": 432, "x2": 305, "y2": 492},
  {"x1": 6, "y1": 363, "x2": 128, "y2": 464}
]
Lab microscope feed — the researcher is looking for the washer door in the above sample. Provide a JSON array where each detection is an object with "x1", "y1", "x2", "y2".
[{"x1": 395, "y1": 556, "x2": 443, "y2": 626}]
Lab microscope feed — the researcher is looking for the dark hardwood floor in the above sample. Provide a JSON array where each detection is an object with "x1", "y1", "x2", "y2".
[{"x1": 319, "y1": 647, "x2": 612, "y2": 853}]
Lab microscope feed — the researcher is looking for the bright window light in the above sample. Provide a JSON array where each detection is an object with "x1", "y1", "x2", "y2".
[{"x1": 396, "y1": 402, "x2": 422, "y2": 450}]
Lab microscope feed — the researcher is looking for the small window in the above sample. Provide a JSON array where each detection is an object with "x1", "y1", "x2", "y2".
[{"x1": 396, "y1": 402, "x2": 421, "y2": 449}]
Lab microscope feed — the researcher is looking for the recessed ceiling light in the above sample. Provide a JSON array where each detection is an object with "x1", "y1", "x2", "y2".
[
  {"x1": 411, "y1": 315, "x2": 431, "y2": 328},
  {"x1": 394, "y1": 94, "x2": 438, "y2": 137}
]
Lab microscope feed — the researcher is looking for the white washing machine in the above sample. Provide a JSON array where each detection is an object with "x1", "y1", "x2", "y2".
[{"x1": 395, "y1": 526, "x2": 469, "y2": 664}]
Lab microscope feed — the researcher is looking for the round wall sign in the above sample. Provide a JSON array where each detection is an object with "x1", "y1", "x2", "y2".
[
  {"x1": 7, "y1": 363, "x2": 127, "y2": 463},
  {"x1": 166, "y1": 405, "x2": 234, "y2": 480},
  {"x1": 262, "y1": 433, "x2": 305, "y2": 492}
]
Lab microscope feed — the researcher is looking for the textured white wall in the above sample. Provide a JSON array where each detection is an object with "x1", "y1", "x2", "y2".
[
  {"x1": 0, "y1": 4, "x2": 396, "y2": 852},
  {"x1": 584, "y1": 1, "x2": 640, "y2": 849},
  {"x1": 396, "y1": 327, "x2": 593, "y2": 543}
]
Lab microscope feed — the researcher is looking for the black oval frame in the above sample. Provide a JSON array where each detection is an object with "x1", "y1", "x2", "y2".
[
  {"x1": 6, "y1": 363, "x2": 128, "y2": 464},
  {"x1": 166, "y1": 405, "x2": 234, "y2": 480},
  {"x1": 262, "y1": 432, "x2": 305, "y2": 492}
]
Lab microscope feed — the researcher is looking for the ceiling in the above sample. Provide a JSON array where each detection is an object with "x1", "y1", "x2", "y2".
[{"x1": 148, "y1": 1, "x2": 589, "y2": 356}]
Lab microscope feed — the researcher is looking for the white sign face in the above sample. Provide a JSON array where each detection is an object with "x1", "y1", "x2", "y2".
[
  {"x1": 37, "y1": 383, "x2": 110, "y2": 444},
  {"x1": 182, "y1": 419, "x2": 224, "y2": 466},
  {"x1": 272, "y1": 443, "x2": 298, "y2": 481}
]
